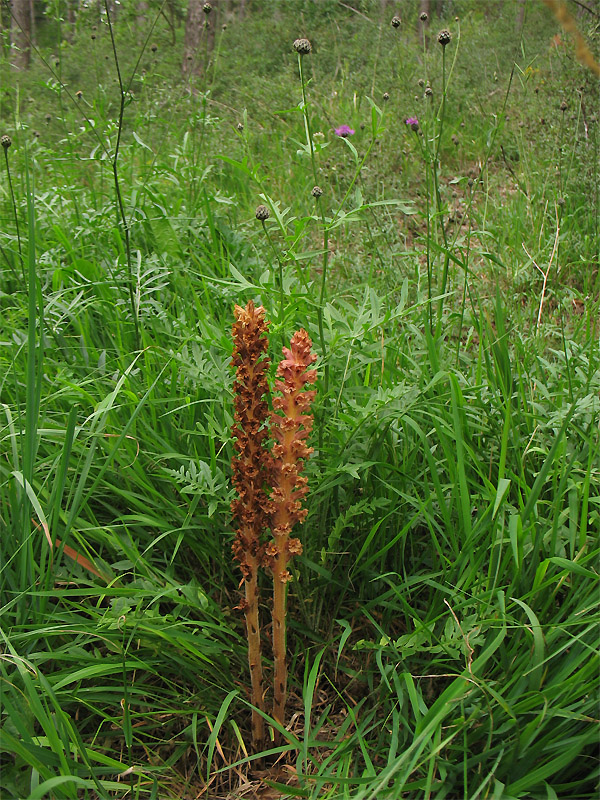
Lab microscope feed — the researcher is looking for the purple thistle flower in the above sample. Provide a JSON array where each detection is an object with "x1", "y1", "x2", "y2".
[
  {"x1": 334, "y1": 124, "x2": 355, "y2": 138},
  {"x1": 405, "y1": 117, "x2": 419, "y2": 132}
]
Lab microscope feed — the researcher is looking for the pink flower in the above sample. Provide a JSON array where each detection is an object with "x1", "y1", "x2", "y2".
[
  {"x1": 405, "y1": 117, "x2": 419, "y2": 132},
  {"x1": 334, "y1": 124, "x2": 355, "y2": 137}
]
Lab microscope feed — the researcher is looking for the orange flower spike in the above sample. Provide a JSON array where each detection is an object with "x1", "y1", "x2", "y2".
[
  {"x1": 230, "y1": 300, "x2": 271, "y2": 748},
  {"x1": 268, "y1": 329, "x2": 317, "y2": 736}
]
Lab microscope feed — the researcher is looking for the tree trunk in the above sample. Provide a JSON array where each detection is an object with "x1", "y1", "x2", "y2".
[
  {"x1": 137, "y1": 0, "x2": 148, "y2": 25},
  {"x1": 418, "y1": 0, "x2": 430, "y2": 47},
  {"x1": 10, "y1": 0, "x2": 31, "y2": 70},
  {"x1": 182, "y1": 0, "x2": 220, "y2": 80},
  {"x1": 137, "y1": 0, "x2": 148, "y2": 43},
  {"x1": 106, "y1": 0, "x2": 118, "y2": 23},
  {"x1": 182, "y1": 0, "x2": 203, "y2": 78},
  {"x1": 515, "y1": 0, "x2": 525, "y2": 34},
  {"x1": 67, "y1": 0, "x2": 77, "y2": 25},
  {"x1": 204, "y1": 0, "x2": 219, "y2": 59},
  {"x1": 28, "y1": 0, "x2": 35, "y2": 45}
]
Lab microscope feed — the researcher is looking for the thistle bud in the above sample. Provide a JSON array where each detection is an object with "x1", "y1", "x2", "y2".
[
  {"x1": 293, "y1": 38, "x2": 312, "y2": 55},
  {"x1": 438, "y1": 29, "x2": 452, "y2": 47}
]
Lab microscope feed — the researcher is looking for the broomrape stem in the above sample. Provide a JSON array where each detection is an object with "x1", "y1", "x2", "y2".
[
  {"x1": 267, "y1": 330, "x2": 317, "y2": 737},
  {"x1": 244, "y1": 554, "x2": 264, "y2": 746},
  {"x1": 230, "y1": 301, "x2": 272, "y2": 748}
]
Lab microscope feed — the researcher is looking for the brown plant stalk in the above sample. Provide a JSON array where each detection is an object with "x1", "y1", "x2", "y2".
[
  {"x1": 266, "y1": 330, "x2": 317, "y2": 735},
  {"x1": 230, "y1": 300, "x2": 272, "y2": 747}
]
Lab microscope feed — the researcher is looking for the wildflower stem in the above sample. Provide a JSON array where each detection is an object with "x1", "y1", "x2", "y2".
[
  {"x1": 105, "y1": 0, "x2": 140, "y2": 351},
  {"x1": 433, "y1": 46, "x2": 451, "y2": 338},
  {"x1": 414, "y1": 132, "x2": 433, "y2": 331},
  {"x1": 298, "y1": 55, "x2": 329, "y2": 418},
  {"x1": 3, "y1": 146, "x2": 24, "y2": 281},
  {"x1": 261, "y1": 222, "x2": 285, "y2": 330}
]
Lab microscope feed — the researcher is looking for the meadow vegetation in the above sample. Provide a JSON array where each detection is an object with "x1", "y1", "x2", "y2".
[{"x1": 0, "y1": 1, "x2": 599, "y2": 798}]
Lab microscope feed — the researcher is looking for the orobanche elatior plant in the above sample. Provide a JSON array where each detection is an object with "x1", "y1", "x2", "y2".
[{"x1": 230, "y1": 300, "x2": 317, "y2": 749}]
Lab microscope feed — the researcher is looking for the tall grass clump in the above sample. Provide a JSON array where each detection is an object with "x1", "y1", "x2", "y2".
[{"x1": 0, "y1": 1, "x2": 598, "y2": 798}]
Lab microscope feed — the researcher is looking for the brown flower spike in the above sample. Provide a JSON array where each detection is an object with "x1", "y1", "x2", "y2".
[
  {"x1": 230, "y1": 300, "x2": 272, "y2": 746},
  {"x1": 268, "y1": 330, "x2": 317, "y2": 735},
  {"x1": 230, "y1": 305, "x2": 317, "y2": 749}
]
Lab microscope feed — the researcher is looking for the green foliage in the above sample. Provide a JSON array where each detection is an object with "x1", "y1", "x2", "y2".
[{"x1": 0, "y1": 1, "x2": 598, "y2": 797}]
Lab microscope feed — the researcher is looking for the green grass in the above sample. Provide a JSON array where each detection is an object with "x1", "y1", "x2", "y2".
[{"x1": 0, "y1": 1, "x2": 598, "y2": 798}]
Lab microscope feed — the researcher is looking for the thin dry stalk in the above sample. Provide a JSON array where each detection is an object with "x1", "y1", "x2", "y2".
[{"x1": 523, "y1": 209, "x2": 560, "y2": 334}]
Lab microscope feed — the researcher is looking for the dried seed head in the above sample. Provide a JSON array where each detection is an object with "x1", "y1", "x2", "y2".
[
  {"x1": 237, "y1": 122, "x2": 244, "y2": 131},
  {"x1": 420, "y1": 12, "x2": 428, "y2": 21},
  {"x1": 418, "y1": 78, "x2": 425, "y2": 87},
  {"x1": 293, "y1": 38, "x2": 312, "y2": 55},
  {"x1": 383, "y1": 92, "x2": 390, "y2": 101},
  {"x1": 425, "y1": 85, "x2": 433, "y2": 97},
  {"x1": 2, "y1": 135, "x2": 12, "y2": 149},
  {"x1": 203, "y1": 2, "x2": 212, "y2": 13},
  {"x1": 76, "y1": 90, "x2": 83, "y2": 99},
  {"x1": 560, "y1": 100, "x2": 567, "y2": 112},
  {"x1": 438, "y1": 29, "x2": 451, "y2": 47},
  {"x1": 311, "y1": 185, "x2": 323, "y2": 198},
  {"x1": 557, "y1": 196, "x2": 565, "y2": 206},
  {"x1": 151, "y1": 43, "x2": 158, "y2": 52},
  {"x1": 451, "y1": 134, "x2": 459, "y2": 145},
  {"x1": 391, "y1": 16, "x2": 401, "y2": 28},
  {"x1": 255, "y1": 205, "x2": 270, "y2": 221}
]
